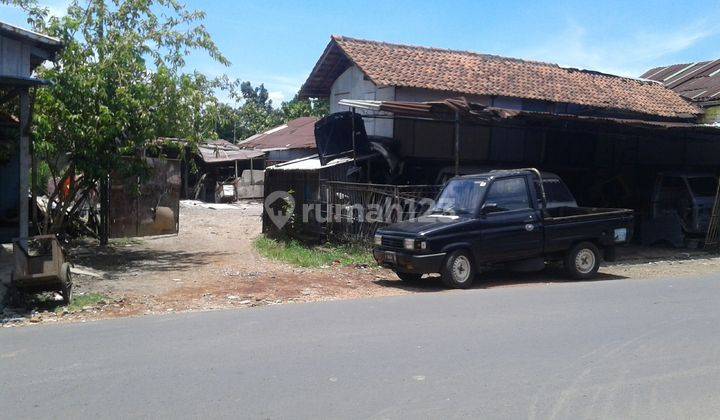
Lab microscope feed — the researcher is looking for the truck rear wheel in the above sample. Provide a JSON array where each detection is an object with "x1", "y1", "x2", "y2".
[
  {"x1": 565, "y1": 242, "x2": 600, "y2": 279},
  {"x1": 441, "y1": 250, "x2": 475, "y2": 289}
]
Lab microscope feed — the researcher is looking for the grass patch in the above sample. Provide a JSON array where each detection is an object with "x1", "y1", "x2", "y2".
[
  {"x1": 55, "y1": 293, "x2": 109, "y2": 314},
  {"x1": 254, "y1": 236, "x2": 375, "y2": 268}
]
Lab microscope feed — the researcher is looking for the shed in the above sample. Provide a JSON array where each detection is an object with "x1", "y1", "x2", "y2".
[
  {"x1": 262, "y1": 155, "x2": 355, "y2": 239},
  {"x1": 333, "y1": 98, "x2": 720, "y2": 213},
  {"x1": 0, "y1": 22, "x2": 62, "y2": 242},
  {"x1": 154, "y1": 138, "x2": 265, "y2": 201},
  {"x1": 299, "y1": 36, "x2": 701, "y2": 138}
]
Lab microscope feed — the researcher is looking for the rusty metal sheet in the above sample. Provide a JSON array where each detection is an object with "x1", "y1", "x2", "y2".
[{"x1": 109, "y1": 157, "x2": 180, "y2": 238}]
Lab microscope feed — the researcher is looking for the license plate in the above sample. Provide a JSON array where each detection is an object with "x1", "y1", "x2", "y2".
[{"x1": 385, "y1": 251, "x2": 397, "y2": 264}]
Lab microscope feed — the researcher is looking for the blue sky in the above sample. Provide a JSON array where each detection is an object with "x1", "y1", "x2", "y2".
[{"x1": 3, "y1": 0, "x2": 720, "y2": 105}]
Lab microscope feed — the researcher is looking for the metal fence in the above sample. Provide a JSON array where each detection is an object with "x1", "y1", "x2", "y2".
[{"x1": 322, "y1": 181, "x2": 441, "y2": 244}]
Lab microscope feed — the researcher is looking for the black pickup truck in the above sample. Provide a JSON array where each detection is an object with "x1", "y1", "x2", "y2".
[{"x1": 373, "y1": 169, "x2": 634, "y2": 288}]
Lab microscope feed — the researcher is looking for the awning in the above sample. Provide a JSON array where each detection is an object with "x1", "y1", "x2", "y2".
[{"x1": 337, "y1": 98, "x2": 720, "y2": 133}]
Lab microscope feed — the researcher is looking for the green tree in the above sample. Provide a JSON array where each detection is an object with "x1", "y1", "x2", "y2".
[
  {"x1": 280, "y1": 96, "x2": 329, "y2": 121},
  {"x1": 149, "y1": 68, "x2": 226, "y2": 141},
  {"x1": 213, "y1": 85, "x2": 331, "y2": 143},
  {"x1": 239, "y1": 81, "x2": 271, "y2": 109},
  {"x1": 4, "y1": 0, "x2": 228, "y2": 238}
]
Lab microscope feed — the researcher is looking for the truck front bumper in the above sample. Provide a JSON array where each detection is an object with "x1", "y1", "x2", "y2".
[{"x1": 373, "y1": 249, "x2": 447, "y2": 274}]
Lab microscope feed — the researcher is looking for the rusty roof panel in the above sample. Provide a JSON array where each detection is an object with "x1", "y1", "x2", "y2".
[
  {"x1": 238, "y1": 117, "x2": 319, "y2": 150},
  {"x1": 338, "y1": 98, "x2": 720, "y2": 133},
  {"x1": 198, "y1": 140, "x2": 264, "y2": 163}
]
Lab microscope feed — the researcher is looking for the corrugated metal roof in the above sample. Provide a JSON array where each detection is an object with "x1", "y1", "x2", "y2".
[
  {"x1": 0, "y1": 21, "x2": 62, "y2": 49},
  {"x1": 338, "y1": 98, "x2": 720, "y2": 133},
  {"x1": 266, "y1": 154, "x2": 353, "y2": 171},
  {"x1": 155, "y1": 138, "x2": 264, "y2": 163},
  {"x1": 300, "y1": 36, "x2": 701, "y2": 119},
  {"x1": 641, "y1": 60, "x2": 720, "y2": 105},
  {"x1": 238, "y1": 117, "x2": 318, "y2": 150},
  {"x1": 198, "y1": 140, "x2": 264, "y2": 163}
]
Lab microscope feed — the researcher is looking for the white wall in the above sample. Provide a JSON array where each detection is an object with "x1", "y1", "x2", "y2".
[
  {"x1": 330, "y1": 66, "x2": 548, "y2": 138},
  {"x1": 395, "y1": 87, "x2": 491, "y2": 106},
  {"x1": 330, "y1": 66, "x2": 395, "y2": 137}
]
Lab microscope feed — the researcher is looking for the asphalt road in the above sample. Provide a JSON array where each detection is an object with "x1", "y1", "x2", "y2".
[{"x1": 2, "y1": 274, "x2": 720, "y2": 419}]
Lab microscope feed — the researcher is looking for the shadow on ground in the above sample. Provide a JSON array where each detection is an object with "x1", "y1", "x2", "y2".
[
  {"x1": 613, "y1": 245, "x2": 718, "y2": 265},
  {"x1": 374, "y1": 266, "x2": 628, "y2": 292},
  {"x1": 69, "y1": 246, "x2": 232, "y2": 276}
]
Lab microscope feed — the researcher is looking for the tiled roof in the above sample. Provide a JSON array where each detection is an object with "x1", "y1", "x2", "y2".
[
  {"x1": 641, "y1": 60, "x2": 720, "y2": 105},
  {"x1": 300, "y1": 36, "x2": 700, "y2": 119}
]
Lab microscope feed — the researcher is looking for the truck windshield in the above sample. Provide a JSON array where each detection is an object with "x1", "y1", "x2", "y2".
[{"x1": 429, "y1": 179, "x2": 487, "y2": 216}]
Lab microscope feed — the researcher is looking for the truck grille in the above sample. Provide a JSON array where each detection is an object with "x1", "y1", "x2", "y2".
[{"x1": 381, "y1": 236, "x2": 404, "y2": 249}]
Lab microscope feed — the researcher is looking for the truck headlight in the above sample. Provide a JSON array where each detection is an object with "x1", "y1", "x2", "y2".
[
  {"x1": 404, "y1": 238, "x2": 415, "y2": 250},
  {"x1": 374, "y1": 234, "x2": 382, "y2": 246}
]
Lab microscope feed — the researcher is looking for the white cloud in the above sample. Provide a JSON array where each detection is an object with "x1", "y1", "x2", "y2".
[
  {"x1": 1, "y1": 0, "x2": 71, "y2": 18},
  {"x1": 45, "y1": 0, "x2": 71, "y2": 17},
  {"x1": 268, "y1": 91, "x2": 285, "y2": 105},
  {"x1": 518, "y1": 18, "x2": 719, "y2": 78}
]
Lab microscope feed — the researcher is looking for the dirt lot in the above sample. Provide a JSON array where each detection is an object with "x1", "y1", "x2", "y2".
[{"x1": 3, "y1": 200, "x2": 720, "y2": 326}]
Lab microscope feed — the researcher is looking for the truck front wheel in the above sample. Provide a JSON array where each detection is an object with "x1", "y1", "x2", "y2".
[
  {"x1": 565, "y1": 242, "x2": 601, "y2": 279},
  {"x1": 441, "y1": 250, "x2": 476, "y2": 289}
]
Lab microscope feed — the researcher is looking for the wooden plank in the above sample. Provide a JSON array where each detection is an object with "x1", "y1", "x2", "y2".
[{"x1": 19, "y1": 88, "x2": 30, "y2": 239}]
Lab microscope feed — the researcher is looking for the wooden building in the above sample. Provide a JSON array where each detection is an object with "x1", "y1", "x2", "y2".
[
  {"x1": 299, "y1": 36, "x2": 701, "y2": 139},
  {"x1": 0, "y1": 22, "x2": 62, "y2": 242}
]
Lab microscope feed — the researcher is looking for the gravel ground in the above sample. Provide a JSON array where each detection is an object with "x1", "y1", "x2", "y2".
[{"x1": 3, "y1": 200, "x2": 720, "y2": 326}]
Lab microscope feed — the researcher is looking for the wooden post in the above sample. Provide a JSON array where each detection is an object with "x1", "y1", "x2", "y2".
[
  {"x1": 454, "y1": 110, "x2": 461, "y2": 176},
  {"x1": 18, "y1": 88, "x2": 30, "y2": 239},
  {"x1": 250, "y1": 157, "x2": 254, "y2": 184},
  {"x1": 351, "y1": 107, "x2": 357, "y2": 160},
  {"x1": 100, "y1": 175, "x2": 109, "y2": 245}
]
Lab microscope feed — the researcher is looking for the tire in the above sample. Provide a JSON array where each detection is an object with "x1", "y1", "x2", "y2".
[
  {"x1": 564, "y1": 242, "x2": 601, "y2": 279},
  {"x1": 395, "y1": 272, "x2": 422, "y2": 282},
  {"x1": 59, "y1": 263, "x2": 73, "y2": 304},
  {"x1": 441, "y1": 250, "x2": 476, "y2": 289}
]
